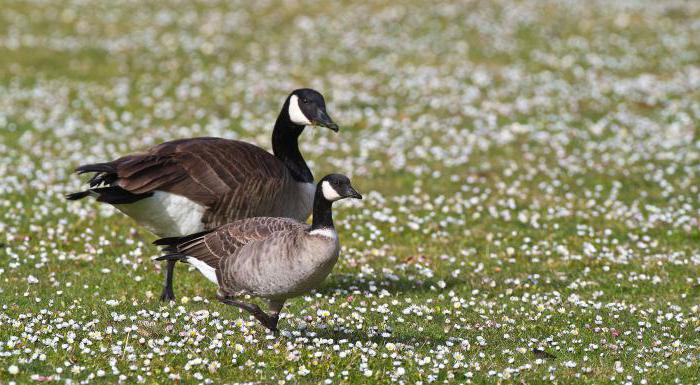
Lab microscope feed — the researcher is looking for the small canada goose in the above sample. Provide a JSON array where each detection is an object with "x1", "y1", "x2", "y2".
[
  {"x1": 66, "y1": 89, "x2": 338, "y2": 301},
  {"x1": 153, "y1": 174, "x2": 361, "y2": 332}
]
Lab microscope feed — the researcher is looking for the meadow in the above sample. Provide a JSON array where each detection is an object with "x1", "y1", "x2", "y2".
[{"x1": 1, "y1": 0, "x2": 699, "y2": 383}]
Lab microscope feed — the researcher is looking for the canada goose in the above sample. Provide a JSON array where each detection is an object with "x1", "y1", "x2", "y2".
[
  {"x1": 66, "y1": 89, "x2": 338, "y2": 301},
  {"x1": 153, "y1": 174, "x2": 361, "y2": 332}
]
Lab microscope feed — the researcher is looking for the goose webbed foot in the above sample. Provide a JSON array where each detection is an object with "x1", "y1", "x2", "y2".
[
  {"x1": 267, "y1": 300, "x2": 285, "y2": 334},
  {"x1": 218, "y1": 296, "x2": 281, "y2": 332},
  {"x1": 159, "y1": 260, "x2": 177, "y2": 302},
  {"x1": 267, "y1": 314, "x2": 280, "y2": 334},
  {"x1": 160, "y1": 286, "x2": 175, "y2": 302}
]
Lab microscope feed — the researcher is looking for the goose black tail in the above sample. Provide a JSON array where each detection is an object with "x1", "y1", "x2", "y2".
[
  {"x1": 154, "y1": 253, "x2": 189, "y2": 263},
  {"x1": 75, "y1": 162, "x2": 120, "y2": 187},
  {"x1": 65, "y1": 190, "x2": 92, "y2": 200},
  {"x1": 153, "y1": 229, "x2": 214, "y2": 252},
  {"x1": 65, "y1": 186, "x2": 152, "y2": 204},
  {"x1": 75, "y1": 162, "x2": 117, "y2": 175}
]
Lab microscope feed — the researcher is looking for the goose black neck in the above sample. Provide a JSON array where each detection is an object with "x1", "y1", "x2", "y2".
[
  {"x1": 311, "y1": 189, "x2": 334, "y2": 231},
  {"x1": 272, "y1": 104, "x2": 313, "y2": 183}
]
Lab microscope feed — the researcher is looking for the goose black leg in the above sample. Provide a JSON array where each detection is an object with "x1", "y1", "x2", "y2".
[
  {"x1": 218, "y1": 296, "x2": 279, "y2": 332},
  {"x1": 267, "y1": 300, "x2": 286, "y2": 333},
  {"x1": 159, "y1": 260, "x2": 176, "y2": 302}
]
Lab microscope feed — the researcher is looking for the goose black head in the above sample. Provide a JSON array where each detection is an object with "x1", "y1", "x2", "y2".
[
  {"x1": 287, "y1": 89, "x2": 338, "y2": 132},
  {"x1": 318, "y1": 173, "x2": 362, "y2": 202}
]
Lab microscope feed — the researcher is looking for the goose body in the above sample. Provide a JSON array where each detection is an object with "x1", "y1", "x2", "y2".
[
  {"x1": 225, "y1": 227, "x2": 340, "y2": 299},
  {"x1": 67, "y1": 89, "x2": 338, "y2": 301},
  {"x1": 104, "y1": 138, "x2": 316, "y2": 234},
  {"x1": 165, "y1": 218, "x2": 339, "y2": 299},
  {"x1": 155, "y1": 174, "x2": 362, "y2": 331}
]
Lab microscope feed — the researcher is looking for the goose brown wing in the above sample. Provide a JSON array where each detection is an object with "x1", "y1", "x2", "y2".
[
  {"x1": 88, "y1": 137, "x2": 288, "y2": 207},
  {"x1": 171, "y1": 217, "x2": 307, "y2": 270}
]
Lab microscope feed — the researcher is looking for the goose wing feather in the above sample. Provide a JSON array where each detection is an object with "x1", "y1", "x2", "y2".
[
  {"x1": 173, "y1": 217, "x2": 307, "y2": 270},
  {"x1": 85, "y1": 138, "x2": 289, "y2": 208}
]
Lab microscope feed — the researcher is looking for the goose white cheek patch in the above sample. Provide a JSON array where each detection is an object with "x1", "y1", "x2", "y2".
[
  {"x1": 321, "y1": 181, "x2": 342, "y2": 201},
  {"x1": 288, "y1": 95, "x2": 311, "y2": 125}
]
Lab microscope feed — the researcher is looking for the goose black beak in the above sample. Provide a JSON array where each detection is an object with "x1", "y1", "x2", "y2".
[
  {"x1": 313, "y1": 109, "x2": 339, "y2": 132},
  {"x1": 347, "y1": 187, "x2": 362, "y2": 200}
]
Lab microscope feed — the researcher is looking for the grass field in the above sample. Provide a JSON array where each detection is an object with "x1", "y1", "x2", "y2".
[{"x1": 1, "y1": 0, "x2": 699, "y2": 383}]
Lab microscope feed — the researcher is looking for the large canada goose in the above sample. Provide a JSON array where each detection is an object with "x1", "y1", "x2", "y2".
[
  {"x1": 67, "y1": 89, "x2": 338, "y2": 301},
  {"x1": 154, "y1": 174, "x2": 361, "y2": 332}
]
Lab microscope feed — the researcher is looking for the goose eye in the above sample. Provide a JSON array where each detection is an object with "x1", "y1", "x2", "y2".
[{"x1": 302, "y1": 98, "x2": 310, "y2": 104}]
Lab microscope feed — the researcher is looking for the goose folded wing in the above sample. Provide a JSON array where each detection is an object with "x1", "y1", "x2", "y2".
[
  {"x1": 102, "y1": 138, "x2": 288, "y2": 207},
  {"x1": 171, "y1": 217, "x2": 307, "y2": 270}
]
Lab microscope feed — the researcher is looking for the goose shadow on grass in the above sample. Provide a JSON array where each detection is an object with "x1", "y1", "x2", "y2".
[
  {"x1": 295, "y1": 325, "x2": 453, "y2": 348},
  {"x1": 315, "y1": 273, "x2": 466, "y2": 296},
  {"x1": 301, "y1": 275, "x2": 467, "y2": 348}
]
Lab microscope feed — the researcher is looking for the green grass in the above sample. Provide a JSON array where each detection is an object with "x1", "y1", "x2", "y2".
[{"x1": 1, "y1": 0, "x2": 699, "y2": 384}]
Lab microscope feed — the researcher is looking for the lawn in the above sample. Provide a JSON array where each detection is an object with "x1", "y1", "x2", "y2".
[{"x1": 1, "y1": 0, "x2": 699, "y2": 383}]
